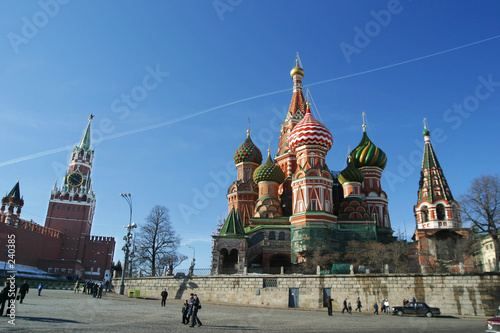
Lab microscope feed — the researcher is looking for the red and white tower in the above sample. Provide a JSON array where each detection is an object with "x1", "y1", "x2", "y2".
[
  {"x1": 275, "y1": 60, "x2": 307, "y2": 216},
  {"x1": 414, "y1": 123, "x2": 460, "y2": 230},
  {"x1": 45, "y1": 115, "x2": 96, "y2": 261}
]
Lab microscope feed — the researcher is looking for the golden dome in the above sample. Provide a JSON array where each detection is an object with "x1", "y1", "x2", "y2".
[{"x1": 290, "y1": 60, "x2": 304, "y2": 78}]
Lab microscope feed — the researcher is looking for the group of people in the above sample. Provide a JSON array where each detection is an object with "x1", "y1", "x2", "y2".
[
  {"x1": 0, "y1": 280, "x2": 31, "y2": 316},
  {"x1": 76, "y1": 280, "x2": 109, "y2": 298},
  {"x1": 182, "y1": 293, "x2": 202, "y2": 327},
  {"x1": 159, "y1": 289, "x2": 203, "y2": 327},
  {"x1": 326, "y1": 296, "x2": 363, "y2": 316},
  {"x1": 327, "y1": 296, "x2": 417, "y2": 316}
]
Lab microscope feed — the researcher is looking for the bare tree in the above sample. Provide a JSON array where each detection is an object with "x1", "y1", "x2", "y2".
[
  {"x1": 135, "y1": 205, "x2": 181, "y2": 276},
  {"x1": 459, "y1": 174, "x2": 500, "y2": 271}
]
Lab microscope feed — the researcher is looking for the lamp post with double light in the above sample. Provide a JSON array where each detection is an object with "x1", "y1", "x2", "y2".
[{"x1": 119, "y1": 193, "x2": 136, "y2": 295}]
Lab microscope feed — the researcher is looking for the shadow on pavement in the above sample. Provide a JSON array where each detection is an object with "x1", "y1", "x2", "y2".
[{"x1": 17, "y1": 316, "x2": 81, "y2": 324}]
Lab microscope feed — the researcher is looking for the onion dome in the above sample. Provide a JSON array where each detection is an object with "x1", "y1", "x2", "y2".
[
  {"x1": 234, "y1": 130, "x2": 263, "y2": 165},
  {"x1": 423, "y1": 128, "x2": 430, "y2": 136},
  {"x1": 290, "y1": 59, "x2": 304, "y2": 78},
  {"x1": 253, "y1": 150, "x2": 285, "y2": 184},
  {"x1": 350, "y1": 127, "x2": 387, "y2": 170},
  {"x1": 338, "y1": 158, "x2": 365, "y2": 185},
  {"x1": 288, "y1": 104, "x2": 333, "y2": 152}
]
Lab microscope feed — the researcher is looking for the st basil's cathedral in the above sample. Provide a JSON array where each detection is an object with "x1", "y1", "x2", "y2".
[{"x1": 212, "y1": 60, "x2": 394, "y2": 272}]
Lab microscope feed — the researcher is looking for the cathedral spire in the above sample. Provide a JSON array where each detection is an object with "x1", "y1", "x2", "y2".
[
  {"x1": 7, "y1": 180, "x2": 22, "y2": 201},
  {"x1": 287, "y1": 57, "x2": 306, "y2": 120},
  {"x1": 415, "y1": 119, "x2": 460, "y2": 230},
  {"x1": 78, "y1": 114, "x2": 94, "y2": 150},
  {"x1": 418, "y1": 121, "x2": 451, "y2": 202}
]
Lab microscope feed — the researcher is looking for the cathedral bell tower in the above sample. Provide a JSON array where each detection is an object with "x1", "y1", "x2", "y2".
[
  {"x1": 45, "y1": 115, "x2": 96, "y2": 261},
  {"x1": 275, "y1": 59, "x2": 307, "y2": 216}
]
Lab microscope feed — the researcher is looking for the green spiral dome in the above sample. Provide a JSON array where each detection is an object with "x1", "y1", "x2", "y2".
[
  {"x1": 338, "y1": 162, "x2": 365, "y2": 185},
  {"x1": 253, "y1": 154, "x2": 285, "y2": 184},
  {"x1": 350, "y1": 131, "x2": 387, "y2": 170},
  {"x1": 234, "y1": 132, "x2": 262, "y2": 165},
  {"x1": 423, "y1": 128, "x2": 430, "y2": 136}
]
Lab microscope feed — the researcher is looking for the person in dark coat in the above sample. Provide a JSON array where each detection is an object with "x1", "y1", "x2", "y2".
[
  {"x1": 19, "y1": 280, "x2": 29, "y2": 303},
  {"x1": 355, "y1": 297, "x2": 362, "y2": 312},
  {"x1": 326, "y1": 296, "x2": 332, "y2": 316},
  {"x1": 342, "y1": 297, "x2": 348, "y2": 314},
  {"x1": 161, "y1": 289, "x2": 168, "y2": 307},
  {"x1": 37, "y1": 283, "x2": 43, "y2": 296},
  {"x1": 374, "y1": 301, "x2": 379, "y2": 315},
  {"x1": 98, "y1": 283, "x2": 103, "y2": 298},
  {"x1": 92, "y1": 283, "x2": 98, "y2": 298},
  {"x1": 189, "y1": 293, "x2": 202, "y2": 327},
  {"x1": 0, "y1": 282, "x2": 10, "y2": 316},
  {"x1": 182, "y1": 299, "x2": 190, "y2": 324}
]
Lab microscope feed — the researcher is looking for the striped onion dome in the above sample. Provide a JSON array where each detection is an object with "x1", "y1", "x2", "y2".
[
  {"x1": 253, "y1": 151, "x2": 285, "y2": 184},
  {"x1": 288, "y1": 106, "x2": 333, "y2": 152},
  {"x1": 350, "y1": 130, "x2": 387, "y2": 170},
  {"x1": 234, "y1": 130, "x2": 263, "y2": 165},
  {"x1": 338, "y1": 159, "x2": 365, "y2": 185}
]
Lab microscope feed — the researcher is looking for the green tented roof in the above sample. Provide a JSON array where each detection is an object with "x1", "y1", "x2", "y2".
[{"x1": 219, "y1": 208, "x2": 246, "y2": 237}]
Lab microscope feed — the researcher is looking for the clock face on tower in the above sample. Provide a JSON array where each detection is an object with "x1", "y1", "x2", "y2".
[{"x1": 67, "y1": 171, "x2": 84, "y2": 187}]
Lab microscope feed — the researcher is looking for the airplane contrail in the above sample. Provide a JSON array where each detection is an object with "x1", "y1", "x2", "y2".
[{"x1": 1, "y1": 34, "x2": 499, "y2": 168}]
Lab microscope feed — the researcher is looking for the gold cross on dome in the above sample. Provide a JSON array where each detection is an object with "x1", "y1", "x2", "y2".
[{"x1": 89, "y1": 114, "x2": 94, "y2": 120}]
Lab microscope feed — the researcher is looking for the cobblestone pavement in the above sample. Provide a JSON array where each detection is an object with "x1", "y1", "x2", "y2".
[{"x1": 0, "y1": 290, "x2": 486, "y2": 332}]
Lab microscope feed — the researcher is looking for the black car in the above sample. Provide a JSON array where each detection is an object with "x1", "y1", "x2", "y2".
[{"x1": 392, "y1": 302, "x2": 441, "y2": 317}]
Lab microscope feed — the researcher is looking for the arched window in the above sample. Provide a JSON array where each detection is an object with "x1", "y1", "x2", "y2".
[
  {"x1": 269, "y1": 231, "x2": 276, "y2": 240},
  {"x1": 436, "y1": 204, "x2": 446, "y2": 220},
  {"x1": 278, "y1": 232, "x2": 285, "y2": 240},
  {"x1": 421, "y1": 206, "x2": 429, "y2": 223}
]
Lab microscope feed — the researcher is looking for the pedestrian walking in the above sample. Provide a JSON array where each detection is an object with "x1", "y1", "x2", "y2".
[
  {"x1": 348, "y1": 302, "x2": 352, "y2": 314},
  {"x1": 342, "y1": 297, "x2": 348, "y2": 314},
  {"x1": 104, "y1": 280, "x2": 110, "y2": 292},
  {"x1": 355, "y1": 297, "x2": 362, "y2": 312},
  {"x1": 189, "y1": 293, "x2": 202, "y2": 327},
  {"x1": 182, "y1": 299, "x2": 190, "y2": 324},
  {"x1": 373, "y1": 301, "x2": 379, "y2": 315},
  {"x1": 0, "y1": 282, "x2": 10, "y2": 316},
  {"x1": 19, "y1": 280, "x2": 29, "y2": 303},
  {"x1": 161, "y1": 289, "x2": 168, "y2": 307},
  {"x1": 326, "y1": 296, "x2": 332, "y2": 316},
  {"x1": 384, "y1": 299, "x2": 390, "y2": 314},
  {"x1": 98, "y1": 283, "x2": 103, "y2": 298},
  {"x1": 37, "y1": 283, "x2": 43, "y2": 296},
  {"x1": 74, "y1": 280, "x2": 80, "y2": 293},
  {"x1": 92, "y1": 283, "x2": 98, "y2": 298}
]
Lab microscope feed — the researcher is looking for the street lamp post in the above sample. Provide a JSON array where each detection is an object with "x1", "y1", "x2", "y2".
[
  {"x1": 186, "y1": 244, "x2": 195, "y2": 276},
  {"x1": 119, "y1": 193, "x2": 136, "y2": 295}
]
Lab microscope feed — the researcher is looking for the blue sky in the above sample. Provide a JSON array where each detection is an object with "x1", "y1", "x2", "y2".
[{"x1": 1, "y1": 1, "x2": 499, "y2": 270}]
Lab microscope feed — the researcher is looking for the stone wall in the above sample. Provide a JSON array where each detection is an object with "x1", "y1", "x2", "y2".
[{"x1": 123, "y1": 273, "x2": 500, "y2": 316}]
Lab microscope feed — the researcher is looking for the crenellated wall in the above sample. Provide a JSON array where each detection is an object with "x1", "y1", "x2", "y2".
[{"x1": 123, "y1": 273, "x2": 500, "y2": 316}]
